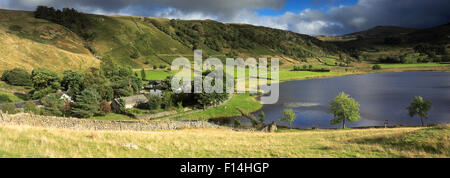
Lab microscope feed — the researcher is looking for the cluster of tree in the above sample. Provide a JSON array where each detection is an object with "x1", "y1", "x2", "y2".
[
  {"x1": 293, "y1": 65, "x2": 330, "y2": 72},
  {"x1": 413, "y1": 44, "x2": 446, "y2": 58},
  {"x1": 378, "y1": 54, "x2": 438, "y2": 64},
  {"x1": 34, "y1": 6, "x2": 95, "y2": 40},
  {"x1": 327, "y1": 92, "x2": 432, "y2": 129},
  {"x1": 0, "y1": 58, "x2": 142, "y2": 118},
  {"x1": 384, "y1": 36, "x2": 403, "y2": 45},
  {"x1": 163, "y1": 20, "x2": 340, "y2": 59}
]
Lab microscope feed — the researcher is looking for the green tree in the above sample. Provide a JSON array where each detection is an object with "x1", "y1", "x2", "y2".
[
  {"x1": 41, "y1": 93, "x2": 65, "y2": 116},
  {"x1": 328, "y1": 92, "x2": 361, "y2": 129},
  {"x1": 61, "y1": 70, "x2": 85, "y2": 99},
  {"x1": 31, "y1": 68, "x2": 60, "y2": 90},
  {"x1": 141, "y1": 69, "x2": 147, "y2": 80},
  {"x1": 71, "y1": 88, "x2": 101, "y2": 118},
  {"x1": 1, "y1": 68, "x2": 32, "y2": 86},
  {"x1": 407, "y1": 96, "x2": 432, "y2": 126},
  {"x1": 280, "y1": 109, "x2": 296, "y2": 129}
]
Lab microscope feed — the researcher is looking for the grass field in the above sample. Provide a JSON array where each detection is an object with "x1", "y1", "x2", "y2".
[
  {"x1": 0, "y1": 81, "x2": 32, "y2": 93},
  {"x1": 0, "y1": 91, "x2": 25, "y2": 103},
  {"x1": 278, "y1": 71, "x2": 352, "y2": 82},
  {"x1": 177, "y1": 94, "x2": 262, "y2": 120},
  {"x1": 376, "y1": 63, "x2": 450, "y2": 68},
  {"x1": 135, "y1": 70, "x2": 172, "y2": 80},
  {"x1": 0, "y1": 124, "x2": 447, "y2": 158}
]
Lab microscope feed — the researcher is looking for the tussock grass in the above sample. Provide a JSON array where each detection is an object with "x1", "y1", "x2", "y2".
[{"x1": 0, "y1": 124, "x2": 448, "y2": 158}]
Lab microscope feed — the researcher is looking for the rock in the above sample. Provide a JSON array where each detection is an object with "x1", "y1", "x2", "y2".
[{"x1": 121, "y1": 143, "x2": 139, "y2": 150}]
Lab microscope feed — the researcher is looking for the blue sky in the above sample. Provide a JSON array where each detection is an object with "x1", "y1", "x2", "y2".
[
  {"x1": 257, "y1": 0, "x2": 358, "y2": 16},
  {"x1": 1, "y1": 0, "x2": 449, "y2": 36}
]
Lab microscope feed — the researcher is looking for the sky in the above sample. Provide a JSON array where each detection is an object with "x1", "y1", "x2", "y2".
[{"x1": 0, "y1": 0, "x2": 449, "y2": 36}]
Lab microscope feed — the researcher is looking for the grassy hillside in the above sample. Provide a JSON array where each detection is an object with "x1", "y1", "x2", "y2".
[
  {"x1": 0, "y1": 9, "x2": 99, "y2": 73},
  {"x1": 317, "y1": 25, "x2": 449, "y2": 61},
  {"x1": 0, "y1": 124, "x2": 448, "y2": 158},
  {"x1": 1, "y1": 7, "x2": 346, "y2": 71}
]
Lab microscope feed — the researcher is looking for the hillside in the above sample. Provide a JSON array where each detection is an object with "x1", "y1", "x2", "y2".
[
  {"x1": 317, "y1": 25, "x2": 449, "y2": 61},
  {"x1": 0, "y1": 124, "x2": 448, "y2": 158},
  {"x1": 0, "y1": 8, "x2": 345, "y2": 72},
  {"x1": 80, "y1": 13, "x2": 343, "y2": 67},
  {"x1": 317, "y1": 26, "x2": 417, "y2": 42},
  {"x1": 0, "y1": 9, "x2": 99, "y2": 73}
]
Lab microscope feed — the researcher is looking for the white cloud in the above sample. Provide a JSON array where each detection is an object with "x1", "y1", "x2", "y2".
[{"x1": 1, "y1": 0, "x2": 449, "y2": 36}]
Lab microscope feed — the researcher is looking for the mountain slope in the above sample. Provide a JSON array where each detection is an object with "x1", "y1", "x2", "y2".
[
  {"x1": 317, "y1": 25, "x2": 449, "y2": 61},
  {"x1": 24, "y1": 7, "x2": 345, "y2": 68},
  {"x1": 0, "y1": 9, "x2": 99, "y2": 73}
]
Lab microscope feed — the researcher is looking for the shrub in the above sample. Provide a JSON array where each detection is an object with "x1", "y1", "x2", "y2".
[
  {"x1": 159, "y1": 64, "x2": 167, "y2": 69},
  {"x1": 41, "y1": 93, "x2": 65, "y2": 116},
  {"x1": 31, "y1": 87, "x2": 57, "y2": 100},
  {"x1": 1, "y1": 103, "x2": 17, "y2": 114},
  {"x1": 153, "y1": 65, "x2": 158, "y2": 70},
  {"x1": 23, "y1": 101, "x2": 39, "y2": 114},
  {"x1": 146, "y1": 95, "x2": 162, "y2": 110},
  {"x1": 99, "y1": 100, "x2": 111, "y2": 115},
  {"x1": 144, "y1": 60, "x2": 150, "y2": 65},
  {"x1": 234, "y1": 119, "x2": 241, "y2": 128},
  {"x1": 1, "y1": 68, "x2": 32, "y2": 86},
  {"x1": 0, "y1": 94, "x2": 11, "y2": 103},
  {"x1": 372, "y1": 64, "x2": 382, "y2": 70}
]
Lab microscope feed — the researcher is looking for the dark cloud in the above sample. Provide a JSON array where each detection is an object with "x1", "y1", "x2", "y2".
[{"x1": 1, "y1": 0, "x2": 449, "y2": 35}]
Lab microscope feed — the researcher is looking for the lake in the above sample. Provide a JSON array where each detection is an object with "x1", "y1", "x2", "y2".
[{"x1": 256, "y1": 71, "x2": 450, "y2": 128}]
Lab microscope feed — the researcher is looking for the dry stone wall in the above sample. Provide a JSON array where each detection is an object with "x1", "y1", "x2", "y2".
[{"x1": 0, "y1": 112, "x2": 225, "y2": 131}]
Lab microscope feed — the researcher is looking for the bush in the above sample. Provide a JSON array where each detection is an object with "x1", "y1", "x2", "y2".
[
  {"x1": 99, "y1": 100, "x2": 112, "y2": 115},
  {"x1": 0, "y1": 94, "x2": 11, "y2": 103},
  {"x1": 1, "y1": 68, "x2": 32, "y2": 86},
  {"x1": 153, "y1": 65, "x2": 158, "y2": 70},
  {"x1": 372, "y1": 64, "x2": 382, "y2": 70},
  {"x1": 41, "y1": 93, "x2": 65, "y2": 116},
  {"x1": 146, "y1": 95, "x2": 162, "y2": 110},
  {"x1": 23, "y1": 101, "x2": 39, "y2": 114},
  {"x1": 31, "y1": 68, "x2": 60, "y2": 90},
  {"x1": 31, "y1": 87, "x2": 57, "y2": 100},
  {"x1": 144, "y1": 60, "x2": 150, "y2": 65},
  {"x1": 159, "y1": 64, "x2": 167, "y2": 69},
  {"x1": 1, "y1": 103, "x2": 17, "y2": 114}
]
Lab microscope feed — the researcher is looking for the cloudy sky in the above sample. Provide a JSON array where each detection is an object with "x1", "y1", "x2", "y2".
[{"x1": 1, "y1": 0, "x2": 449, "y2": 36}]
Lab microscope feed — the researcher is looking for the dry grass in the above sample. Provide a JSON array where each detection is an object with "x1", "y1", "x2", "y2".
[
  {"x1": 0, "y1": 124, "x2": 448, "y2": 158},
  {"x1": 0, "y1": 9, "x2": 99, "y2": 73}
]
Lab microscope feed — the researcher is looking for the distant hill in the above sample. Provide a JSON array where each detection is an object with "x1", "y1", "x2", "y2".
[
  {"x1": 0, "y1": 7, "x2": 345, "y2": 73},
  {"x1": 317, "y1": 26, "x2": 417, "y2": 42},
  {"x1": 317, "y1": 24, "x2": 449, "y2": 61}
]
